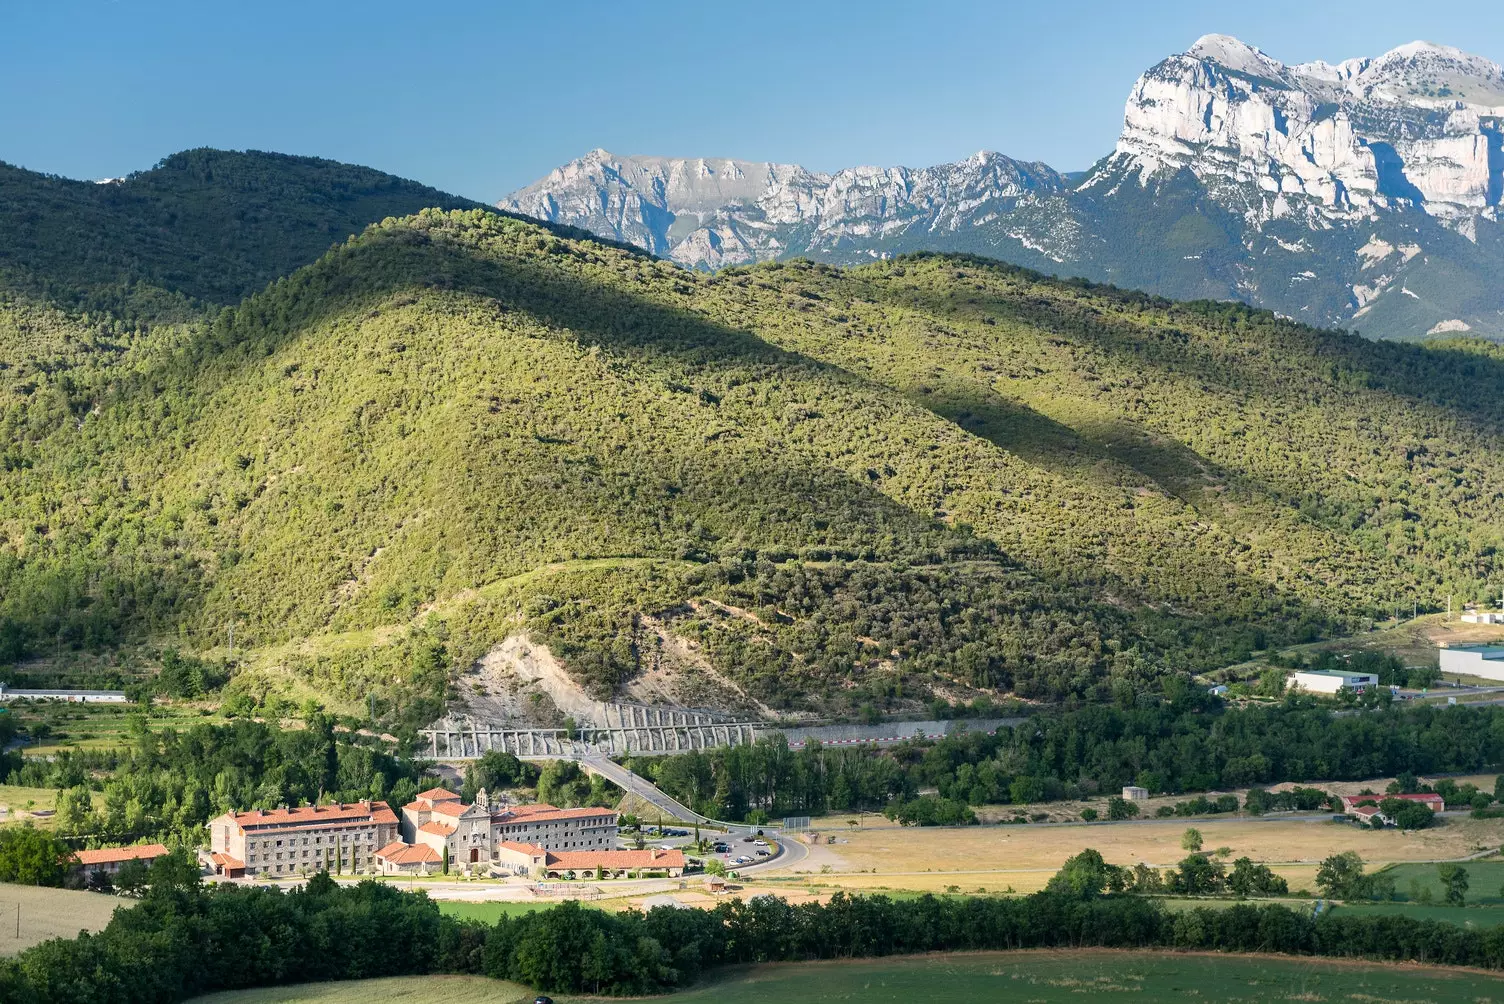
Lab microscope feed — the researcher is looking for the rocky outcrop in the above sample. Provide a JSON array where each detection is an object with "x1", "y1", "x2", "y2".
[{"x1": 1111, "y1": 34, "x2": 1504, "y2": 220}]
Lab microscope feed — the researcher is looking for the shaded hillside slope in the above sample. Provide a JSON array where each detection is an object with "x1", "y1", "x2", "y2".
[
  {"x1": 5, "y1": 209, "x2": 1504, "y2": 723},
  {"x1": 0, "y1": 148, "x2": 488, "y2": 318}
]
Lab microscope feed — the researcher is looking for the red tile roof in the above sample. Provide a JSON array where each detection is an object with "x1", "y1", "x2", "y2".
[
  {"x1": 228, "y1": 801, "x2": 397, "y2": 829},
  {"x1": 375, "y1": 841, "x2": 441, "y2": 865},
  {"x1": 493, "y1": 804, "x2": 617, "y2": 824},
  {"x1": 429, "y1": 801, "x2": 475, "y2": 818},
  {"x1": 73, "y1": 843, "x2": 168, "y2": 866},
  {"x1": 544, "y1": 848, "x2": 684, "y2": 870},
  {"x1": 417, "y1": 821, "x2": 457, "y2": 836},
  {"x1": 211, "y1": 852, "x2": 246, "y2": 870},
  {"x1": 417, "y1": 787, "x2": 462, "y2": 802},
  {"x1": 497, "y1": 802, "x2": 559, "y2": 818},
  {"x1": 496, "y1": 841, "x2": 547, "y2": 856},
  {"x1": 1341, "y1": 793, "x2": 1444, "y2": 810}
]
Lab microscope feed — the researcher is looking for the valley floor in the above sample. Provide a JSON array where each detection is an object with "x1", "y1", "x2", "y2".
[{"x1": 754, "y1": 812, "x2": 1504, "y2": 897}]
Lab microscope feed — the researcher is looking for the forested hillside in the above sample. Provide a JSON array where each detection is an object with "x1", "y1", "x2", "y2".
[
  {"x1": 6, "y1": 204, "x2": 1504, "y2": 724},
  {"x1": 0, "y1": 148, "x2": 487, "y2": 318}
]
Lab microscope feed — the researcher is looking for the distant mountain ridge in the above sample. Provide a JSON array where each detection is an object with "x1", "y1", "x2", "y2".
[
  {"x1": 503, "y1": 35, "x2": 1504, "y2": 340},
  {"x1": 503, "y1": 148, "x2": 1065, "y2": 270}
]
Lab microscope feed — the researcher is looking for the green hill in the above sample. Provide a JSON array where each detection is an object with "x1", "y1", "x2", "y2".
[
  {"x1": 0, "y1": 148, "x2": 489, "y2": 318},
  {"x1": 6, "y1": 202, "x2": 1504, "y2": 726}
]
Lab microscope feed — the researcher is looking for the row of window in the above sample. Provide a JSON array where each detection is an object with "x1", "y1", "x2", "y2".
[
  {"x1": 256, "y1": 855, "x2": 364, "y2": 875},
  {"x1": 247, "y1": 828, "x2": 387, "y2": 856}
]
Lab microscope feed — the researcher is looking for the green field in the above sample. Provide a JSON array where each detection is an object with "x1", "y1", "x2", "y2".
[
  {"x1": 1380, "y1": 861, "x2": 1504, "y2": 904},
  {"x1": 1330, "y1": 901, "x2": 1504, "y2": 926},
  {"x1": 185, "y1": 950, "x2": 1504, "y2": 1003},
  {"x1": 9, "y1": 701, "x2": 226, "y2": 754},
  {"x1": 435, "y1": 901, "x2": 556, "y2": 923}
]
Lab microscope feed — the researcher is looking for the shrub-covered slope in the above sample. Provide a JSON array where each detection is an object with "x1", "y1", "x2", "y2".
[
  {"x1": 0, "y1": 148, "x2": 489, "y2": 318},
  {"x1": 6, "y1": 208, "x2": 1504, "y2": 721}
]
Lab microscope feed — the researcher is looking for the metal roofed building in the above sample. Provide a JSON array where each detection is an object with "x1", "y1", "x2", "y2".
[{"x1": 1438, "y1": 645, "x2": 1504, "y2": 682}]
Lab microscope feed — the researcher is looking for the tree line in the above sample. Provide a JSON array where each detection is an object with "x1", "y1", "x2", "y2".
[
  {"x1": 11, "y1": 855, "x2": 1504, "y2": 1002},
  {"x1": 633, "y1": 689, "x2": 1504, "y2": 821}
]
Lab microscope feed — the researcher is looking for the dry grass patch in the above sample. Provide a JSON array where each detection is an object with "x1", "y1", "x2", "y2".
[
  {"x1": 767, "y1": 816, "x2": 1504, "y2": 893},
  {"x1": 0, "y1": 883, "x2": 130, "y2": 955},
  {"x1": 189, "y1": 975, "x2": 533, "y2": 1003}
]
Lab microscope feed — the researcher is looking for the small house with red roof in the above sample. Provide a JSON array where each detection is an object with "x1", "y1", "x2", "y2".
[
  {"x1": 71, "y1": 843, "x2": 169, "y2": 877},
  {"x1": 373, "y1": 840, "x2": 442, "y2": 876},
  {"x1": 1341, "y1": 792, "x2": 1445, "y2": 826},
  {"x1": 490, "y1": 841, "x2": 684, "y2": 879}
]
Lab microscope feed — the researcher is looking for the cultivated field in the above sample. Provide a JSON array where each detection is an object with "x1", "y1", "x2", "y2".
[
  {"x1": 650, "y1": 950, "x2": 1504, "y2": 1003},
  {"x1": 183, "y1": 951, "x2": 1504, "y2": 1003},
  {"x1": 8, "y1": 701, "x2": 227, "y2": 756},
  {"x1": 0, "y1": 882, "x2": 129, "y2": 955},
  {"x1": 0, "y1": 784, "x2": 60, "y2": 822},
  {"x1": 189, "y1": 975, "x2": 533, "y2": 1003},
  {"x1": 767, "y1": 814, "x2": 1504, "y2": 894}
]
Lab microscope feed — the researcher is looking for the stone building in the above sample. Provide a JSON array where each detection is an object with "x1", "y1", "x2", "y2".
[
  {"x1": 208, "y1": 800, "x2": 399, "y2": 878},
  {"x1": 395, "y1": 787, "x2": 619, "y2": 869}
]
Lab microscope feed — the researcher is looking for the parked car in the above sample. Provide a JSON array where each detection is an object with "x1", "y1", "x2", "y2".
[{"x1": 713, "y1": 842, "x2": 730, "y2": 853}]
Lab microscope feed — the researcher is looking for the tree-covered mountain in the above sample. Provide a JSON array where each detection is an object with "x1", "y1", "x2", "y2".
[
  {"x1": 504, "y1": 36, "x2": 1504, "y2": 341},
  {"x1": 0, "y1": 148, "x2": 488, "y2": 319},
  {"x1": 7, "y1": 201, "x2": 1504, "y2": 725}
]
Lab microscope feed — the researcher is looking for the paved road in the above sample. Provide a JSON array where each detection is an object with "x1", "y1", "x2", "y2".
[
  {"x1": 578, "y1": 754, "x2": 806, "y2": 871},
  {"x1": 738, "y1": 832, "x2": 808, "y2": 874},
  {"x1": 580, "y1": 755, "x2": 709, "y2": 824}
]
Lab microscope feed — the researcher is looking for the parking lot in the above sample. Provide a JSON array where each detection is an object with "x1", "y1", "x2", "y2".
[{"x1": 633, "y1": 825, "x2": 779, "y2": 870}]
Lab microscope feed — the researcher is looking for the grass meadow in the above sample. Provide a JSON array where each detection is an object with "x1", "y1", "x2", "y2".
[{"x1": 183, "y1": 950, "x2": 1504, "y2": 1003}]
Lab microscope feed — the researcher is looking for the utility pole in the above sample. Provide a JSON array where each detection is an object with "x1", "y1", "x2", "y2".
[
  {"x1": 228, "y1": 622, "x2": 234, "y2": 661},
  {"x1": 1448, "y1": 594, "x2": 1453, "y2": 621}
]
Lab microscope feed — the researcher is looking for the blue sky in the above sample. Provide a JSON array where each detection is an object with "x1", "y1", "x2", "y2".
[{"x1": 3, "y1": 0, "x2": 1502, "y2": 201}]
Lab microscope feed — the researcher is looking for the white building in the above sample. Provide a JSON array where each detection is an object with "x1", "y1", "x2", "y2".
[
  {"x1": 1460, "y1": 611, "x2": 1504, "y2": 624},
  {"x1": 0, "y1": 683, "x2": 127, "y2": 703},
  {"x1": 1286, "y1": 670, "x2": 1379, "y2": 694},
  {"x1": 1122, "y1": 785, "x2": 1149, "y2": 801},
  {"x1": 1438, "y1": 645, "x2": 1504, "y2": 681}
]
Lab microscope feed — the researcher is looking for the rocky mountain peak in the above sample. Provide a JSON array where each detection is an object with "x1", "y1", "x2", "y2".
[
  {"x1": 1111, "y1": 34, "x2": 1504, "y2": 221},
  {"x1": 500, "y1": 35, "x2": 1504, "y2": 340},
  {"x1": 1185, "y1": 33, "x2": 1286, "y2": 79}
]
